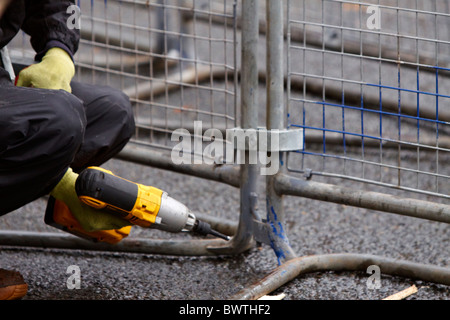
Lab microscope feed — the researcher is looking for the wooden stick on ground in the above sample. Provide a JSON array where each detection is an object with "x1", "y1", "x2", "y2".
[{"x1": 382, "y1": 285, "x2": 419, "y2": 300}]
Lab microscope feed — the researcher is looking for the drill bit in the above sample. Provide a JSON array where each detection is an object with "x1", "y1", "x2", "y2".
[
  {"x1": 208, "y1": 228, "x2": 231, "y2": 241},
  {"x1": 193, "y1": 219, "x2": 231, "y2": 241}
]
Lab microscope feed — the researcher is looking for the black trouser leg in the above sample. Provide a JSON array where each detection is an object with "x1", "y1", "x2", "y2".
[
  {"x1": 0, "y1": 68, "x2": 135, "y2": 216},
  {"x1": 69, "y1": 81, "x2": 135, "y2": 172},
  {"x1": 0, "y1": 68, "x2": 86, "y2": 215}
]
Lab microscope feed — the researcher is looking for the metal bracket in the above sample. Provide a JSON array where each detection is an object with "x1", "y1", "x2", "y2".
[
  {"x1": 303, "y1": 168, "x2": 313, "y2": 180},
  {"x1": 249, "y1": 192, "x2": 272, "y2": 246},
  {"x1": 252, "y1": 219, "x2": 272, "y2": 246},
  {"x1": 226, "y1": 127, "x2": 304, "y2": 152}
]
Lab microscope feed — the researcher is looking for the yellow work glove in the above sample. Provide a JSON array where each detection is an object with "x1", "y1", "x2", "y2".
[
  {"x1": 15, "y1": 47, "x2": 75, "y2": 93},
  {"x1": 50, "y1": 168, "x2": 133, "y2": 232}
]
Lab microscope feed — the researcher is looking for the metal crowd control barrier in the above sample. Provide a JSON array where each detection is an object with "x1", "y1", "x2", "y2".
[{"x1": 1, "y1": 0, "x2": 449, "y2": 299}]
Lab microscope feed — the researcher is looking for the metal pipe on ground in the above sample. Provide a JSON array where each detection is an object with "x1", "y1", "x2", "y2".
[
  {"x1": 231, "y1": 253, "x2": 450, "y2": 300},
  {"x1": 0, "y1": 230, "x2": 228, "y2": 256},
  {"x1": 274, "y1": 173, "x2": 450, "y2": 224}
]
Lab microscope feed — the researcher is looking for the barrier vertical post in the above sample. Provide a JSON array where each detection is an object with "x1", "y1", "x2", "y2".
[
  {"x1": 265, "y1": 0, "x2": 296, "y2": 263},
  {"x1": 210, "y1": 0, "x2": 259, "y2": 254}
]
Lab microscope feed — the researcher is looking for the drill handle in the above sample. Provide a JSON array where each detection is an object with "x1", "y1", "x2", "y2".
[{"x1": 75, "y1": 167, "x2": 138, "y2": 215}]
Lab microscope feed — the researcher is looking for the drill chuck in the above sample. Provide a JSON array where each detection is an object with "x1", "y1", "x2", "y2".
[
  {"x1": 192, "y1": 219, "x2": 231, "y2": 241},
  {"x1": 155, "y1": 192, "x2": 196, "y2": 233}
]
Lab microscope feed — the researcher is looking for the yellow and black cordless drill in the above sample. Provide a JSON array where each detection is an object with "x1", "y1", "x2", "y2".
[{"x1": 45, "y1": 167, "x2": 230, "y2": 244}]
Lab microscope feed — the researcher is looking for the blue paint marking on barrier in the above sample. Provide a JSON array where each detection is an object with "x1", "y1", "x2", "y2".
[{"x1": 266, "y1": 199, "x2": 292, "y2": 265}]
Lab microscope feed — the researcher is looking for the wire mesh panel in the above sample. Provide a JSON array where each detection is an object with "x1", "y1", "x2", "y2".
[
  {"x1": 286, "y1": 0, "x2": 450, "y2": 200},
  {"x1": 74, "y1": 0, "x2": 239, "y2": 153}
]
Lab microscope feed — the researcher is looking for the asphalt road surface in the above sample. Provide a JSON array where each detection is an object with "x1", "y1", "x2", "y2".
[{"x1": 1, "y1": 153, "x2": 448, "y2": 300}]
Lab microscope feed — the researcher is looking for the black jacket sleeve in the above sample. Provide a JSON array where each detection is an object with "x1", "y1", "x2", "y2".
[{"x1": 21, "y1": 0, "x2": 80, "y2": 61}]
